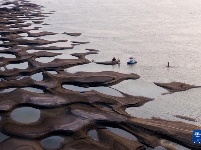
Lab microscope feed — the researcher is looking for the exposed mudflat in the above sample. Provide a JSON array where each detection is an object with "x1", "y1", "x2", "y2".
[{"x1": 154, "y1": 82, "x2": 200, "y2": 94}]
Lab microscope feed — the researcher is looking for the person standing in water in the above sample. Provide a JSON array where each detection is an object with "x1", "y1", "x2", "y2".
[{"x1": 112, "y1": 57, "x2": 116, "y2": 61}]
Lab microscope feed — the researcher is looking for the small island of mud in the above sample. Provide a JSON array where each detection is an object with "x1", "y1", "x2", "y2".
[{"x1": 154, "y1": 81, "x2": 200, "y2": 94}]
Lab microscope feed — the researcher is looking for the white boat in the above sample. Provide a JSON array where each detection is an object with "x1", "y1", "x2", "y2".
[{"x1": 127, "y1": 57, "x2": 137, "y2": 64}]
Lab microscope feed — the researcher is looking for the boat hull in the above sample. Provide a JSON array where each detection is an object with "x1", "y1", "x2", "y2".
[{"x1": 127, "y1": 61, "x2": 137, "y2": 65}]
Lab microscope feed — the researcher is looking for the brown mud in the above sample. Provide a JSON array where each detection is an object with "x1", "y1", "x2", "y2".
[{"x1": 0, "y1": 0, "x2": 200, "y2": 150}]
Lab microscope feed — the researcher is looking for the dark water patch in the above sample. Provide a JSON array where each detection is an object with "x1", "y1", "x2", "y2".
[
  {"x1": 9, "y1": 27, "x2": 21, "y2": 30},
  {"x1": 145, "y1": 147, "x2": 153, "y2": 150},
  {"x1": 11, "y1": 107, "x2": 41, "y2": 124},
  {"x1": 41, "y1": 136, "x2": 64, "y2": 149},
  {"x1": 107, "y1": 127, "x2": 137, "y2": 141},
  {"x1": 88, "y1": 130, "x2": 99, "y2": 141}
]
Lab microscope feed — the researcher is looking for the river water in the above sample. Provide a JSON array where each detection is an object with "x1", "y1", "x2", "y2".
[{"x1": 22, "y1": 0, "x2": 201, "y2": 125}]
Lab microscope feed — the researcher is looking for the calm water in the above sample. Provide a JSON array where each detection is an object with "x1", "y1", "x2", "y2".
[
  {"x1": 11, "y1": 107, "x2": 41, "y2": 123},
  {"x1": 31, "y1": 0, "x2": 201, "y2": 85},
  {"x1": 6, "y1": 0, "x2": 201, "y2": 125},
  {"x1": 41, "y1": 136, "x2": 64, "y2": 149}
]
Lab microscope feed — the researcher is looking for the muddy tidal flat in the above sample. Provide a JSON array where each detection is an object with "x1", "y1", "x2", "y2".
[{"x1": 0, "y1": 0, "x2": 201, "y2": 150}]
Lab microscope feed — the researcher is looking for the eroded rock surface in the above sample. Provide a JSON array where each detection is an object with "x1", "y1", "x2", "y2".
[
  {"x1": 0, "y1": 0, "x2": 200, "y2": 150},
  {"x1": 154, "y1": 82, "x2": 200, "y2": 94}
]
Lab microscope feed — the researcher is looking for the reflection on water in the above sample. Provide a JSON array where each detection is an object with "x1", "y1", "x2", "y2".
[
  {"x1": 6, "y1": 62, "x2": 28, "y2": 69},
  {"x1": 16, "y1": 76, "x2": 30, "y2": 80},
  {"x1": 88, "y1": 128, "x2": 138, "y2": 142},
  {"x1": 0, "y1": 88, "x2": 16, "y2": 93},
  {"x1": 22, "y1": 87, "x2": 44, "y2": 93},
  {"x1": 126, "y1": 88, "x2": 201, "y2": 126},
  {"x1": 47, "y1": 71, "x2": 58, "y2": 74},
  {"x1": 18, "y1": 33, "x2": 27, "y2": 37},
  {"x1": 0, "y1": 47, "x2": 7, "y2": 51},
  {"x1": 111, "y1": 79, "x2": 167, "y2": 98},
  {"x1": 66, "y1": 63, "x2": 123, "y2": 74},
  {"x1": 107, "y1": 127, "x2": 137, "y2": 141},
  {"x1": 63, "y1": 84, "x2": 123, "y2": 97},
  {"x1": 160, "y1": 139, "x2": 190, "y2": 150},
  {"x1": 0, "y1": 4, "x2": 15, "y2": 9},
  {"x1": 88, "y1": 130, "x2": 99, "y2": 141},
  {"x1": 31, "y1": 72, "x2": 43, "y2": 81},
  {"x1": 0, "y1": 54, "x2": 16, "y2": 58},
  {"x1": 11, "y1": 107, "x2": 41, "y2": 123},
  {"x1": 43, "y1": 41, "x2": 72, "y2": 48},
  {"x1": 154, "y1": 146, "x2": 166, "y2": 150},
  {"x1": 41, "y1": 136, "x2": 64, "y2": 149},
  {"x1": 0, "y1": 132, "x2": 9, "y2": 143}
]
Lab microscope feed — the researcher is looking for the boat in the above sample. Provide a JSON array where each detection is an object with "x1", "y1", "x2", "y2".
[{"x1": 127, "y1": 57, "x2": 137, "y2": 65}]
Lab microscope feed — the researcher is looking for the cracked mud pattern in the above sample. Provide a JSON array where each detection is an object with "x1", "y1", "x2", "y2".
[{"x1": 0, "y1": 0, "x2": 200, "y2": 150}]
